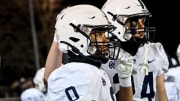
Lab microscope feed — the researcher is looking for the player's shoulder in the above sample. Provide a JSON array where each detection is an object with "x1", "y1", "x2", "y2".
[
  {"x1": 48, "y1": 62, "x2": 96, "y2": 81},
  {"x1": 149, "y1": 42, "x2": 166, "y2": 56},
  {"x1": 20, "y1": 88, "x2": 45, "y2": 101},
  {"x1": 21, "y1": 88, "x2": 42, "y2": 94},
  {"x1": 149, "y1": 42, "x2": 164, "y2": 50}
]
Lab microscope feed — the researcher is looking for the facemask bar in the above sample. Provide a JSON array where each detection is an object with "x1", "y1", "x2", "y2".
[
  {"x1": 86, "y1": 25, "x2": 116, "y2": 56},
  {"x1": 107, "y1": 31, "x2": 122, "y2": 60},
  {"x1": 69, "y1": 23, "x2": 118, "y2": 60},
  {"x1": 124, "y1": 24, "x2": 156, "y2": 44},
  {"x1": 106, "y1": 11, "x2": 156, "y2": 44}
]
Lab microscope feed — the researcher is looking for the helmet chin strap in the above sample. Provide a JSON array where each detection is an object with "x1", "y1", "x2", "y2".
[{"x1": 140, "y1": 43, "x2": 149, "y2": 75}]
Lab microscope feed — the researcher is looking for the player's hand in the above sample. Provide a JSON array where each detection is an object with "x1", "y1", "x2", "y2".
[
  {"x1": 115, "y1": 56, "x2": 134, "y2": 79},
  {"x1": 115, "y1": 56, "x2": 134, "y2": 87}
]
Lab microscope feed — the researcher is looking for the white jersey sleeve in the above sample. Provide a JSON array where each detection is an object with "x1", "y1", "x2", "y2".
[
  {"x1": 132, "y1": 42, "x2": 169, "y2": 101},
  {"x1": 48, "y1": 62, "x2": 116, "y2": 101},
  {"x1": 150, "y1": 42, "x2": 169, "y2": 73}
]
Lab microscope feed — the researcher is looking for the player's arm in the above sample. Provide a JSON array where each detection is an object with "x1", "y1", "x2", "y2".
[
  {"x1": 115, "y1": 55, "x2": 134, "y2": 101},
  {"x1": 116, "y1": 86, "x2": 133, "y2": 101},
  {"x1": 155, "y1": 73, "x2": 169, "y2": 101},
  {"x1": 44, "y1": 35, "x2": 62, "y2": 82}
]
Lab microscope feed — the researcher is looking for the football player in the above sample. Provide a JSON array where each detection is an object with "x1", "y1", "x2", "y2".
[
  {"x1": 47, "y1": 4, "x2": 118, "y2": 101},
  {"x1": 102, "y1": 0, "x2": 169, "y2": 100}
]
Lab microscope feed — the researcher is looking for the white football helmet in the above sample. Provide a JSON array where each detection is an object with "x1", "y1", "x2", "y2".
[
  {"x1": 177, "y1": 44, "x2": 180, "y2": 64},
  {"x1": 55, "y1": 4, "x2": 115, "y2": 60},
  {"x1": 33, "y1": 68, "x2": 46, "y2": 92},
  {"x1": 102, "y1": 0, "x2": 155, "y2": 43}
]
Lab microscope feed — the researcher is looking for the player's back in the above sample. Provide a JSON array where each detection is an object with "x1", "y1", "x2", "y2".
[
  {"x1": 132, "y1": 43, "x2": 169, "y2": 101},
  {"x1": 165, "y1": 66, "x2": 180, "y2": 101},
  {"x1": 164, "y1": 67, "x2": 179, "y2": 101},
  {"x1": 48, "y1": 62, "x2": 116, "y2": 101}
]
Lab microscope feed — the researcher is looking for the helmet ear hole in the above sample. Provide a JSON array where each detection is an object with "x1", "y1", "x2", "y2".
[{"x1": 81, "y1": 45, "x2": 84, "y2": 48}]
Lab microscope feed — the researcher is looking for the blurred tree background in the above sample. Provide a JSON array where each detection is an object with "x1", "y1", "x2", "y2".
[
  {"x1": 0, "y1": 0, "x2": 64, "y2": 87},
  {"x1": 0, "y1": 0, "x2": 107, "y2": 97},
  {"x1": 0, "y1": 0, "x2": 109, "y2": 86}
]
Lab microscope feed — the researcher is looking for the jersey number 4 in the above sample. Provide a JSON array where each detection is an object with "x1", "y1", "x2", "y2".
[{"x1": 132, "y1": 72, "x2": 155, "y2": 101}]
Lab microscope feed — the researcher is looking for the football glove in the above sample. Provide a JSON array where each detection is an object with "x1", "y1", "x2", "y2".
[
  {"x1": 115, "y1": 56, "x2": 134, "y2": 79},
  {"x1": 115, "y1": 56, "x2": 134, "y2": 87}
]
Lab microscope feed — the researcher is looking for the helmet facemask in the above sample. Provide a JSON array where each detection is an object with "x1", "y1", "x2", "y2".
[
  {"x1": 123, "y1": 16, "x2": 156, "y2": 45},
  {"x1": 105, "y1": 12, "x2": 156, "y2": 56},
  {"x1": 108, "y1": 12, "x2": 156, "y2": 45},
  {"x1": 102, "y1": 0, "x2": 156, "y2": 56},
  {"x1": 102, "y1": 0, "x2": 156, "y2": 43},
  {"x1": 64, "y1": 22, "x2": 117, "y2": 63},
  {"x1": 81, "y1": 24, "x2": 117, "y2": 60}
]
